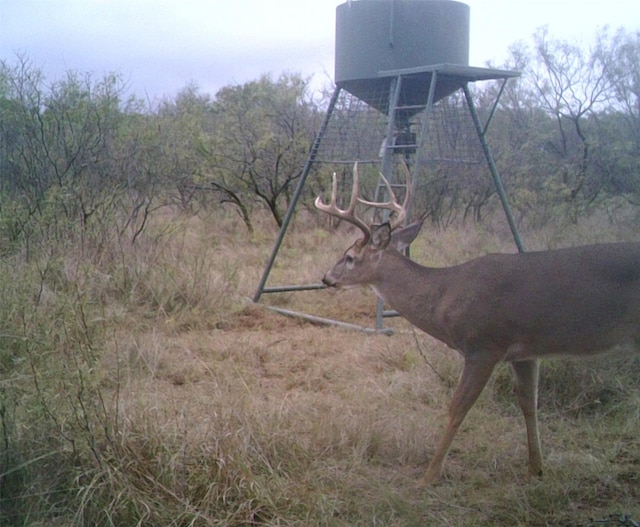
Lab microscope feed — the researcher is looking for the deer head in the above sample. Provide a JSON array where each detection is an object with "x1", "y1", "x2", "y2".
[{"x1": 315, "y1": 162, "x2": 422, "y2": 289}]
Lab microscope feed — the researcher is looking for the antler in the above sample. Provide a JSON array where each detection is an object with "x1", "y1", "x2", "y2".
[
  {"x1": 357, "y1": 161, "x2": 411, "y2": 230},
  {"x1": 315, "y1": 162, "x2": 412, "y2": 242},
  {"x1": 315, "y1": 162, "x2": 372, "y2": 245}
]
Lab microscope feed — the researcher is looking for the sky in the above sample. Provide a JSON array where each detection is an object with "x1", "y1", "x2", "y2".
[{"x1": 1, "y1": 0, "x2": 639, "y2": 103}]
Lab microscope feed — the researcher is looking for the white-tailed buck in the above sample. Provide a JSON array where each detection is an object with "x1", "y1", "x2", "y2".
[{"x1": 316, "y1": 163, "x2": 640, "y2": 486}]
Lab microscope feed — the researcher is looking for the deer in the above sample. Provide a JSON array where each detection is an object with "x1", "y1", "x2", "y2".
[{"x1": 315, "y1": 162, "x2": 640, "y2": 486}]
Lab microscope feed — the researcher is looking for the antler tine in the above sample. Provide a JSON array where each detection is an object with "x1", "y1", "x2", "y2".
[
  {"x1": 358, "y1": 162, "x2": 412, "y2": 230},
  {"x1": 315, "y1": 162, "x2": 371, "y2": 244}
]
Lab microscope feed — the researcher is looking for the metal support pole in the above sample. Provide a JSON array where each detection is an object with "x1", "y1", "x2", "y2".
[
  {"x1": 253, "y1": 86, "x2": 342, "y2": 302},
  {"x1": 483, "y1": 77, "x2": 508, "y2": 134},
  {"x1": 375, "y1": 77, "x2": 404, "y2": 330},
  {"x1": 268, "y1": 306, "x2": 394, "y2": 335},
  {"x1": 406, "y1": 70, "x2": 438, "y2": 221},
  {"x1": 463, "y1": 84, "x2": 525, "y2": 253}
]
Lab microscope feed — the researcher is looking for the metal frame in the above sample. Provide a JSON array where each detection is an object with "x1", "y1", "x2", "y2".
[{"x1": 253, "y1": 64, "x2": 523, "y2": 333}]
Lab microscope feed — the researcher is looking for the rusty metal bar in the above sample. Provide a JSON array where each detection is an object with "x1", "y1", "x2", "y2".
[
  {"x1": 261, "y1": 284, "x2": 326, "y2": 293},
  {"x1": 267, "y1": 306, "x2": 394, "y2": 335}
]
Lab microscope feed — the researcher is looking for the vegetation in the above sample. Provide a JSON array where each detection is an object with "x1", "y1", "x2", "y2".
[{"x1": 0, "y1": 28, "x2": 639, "y2": 526}]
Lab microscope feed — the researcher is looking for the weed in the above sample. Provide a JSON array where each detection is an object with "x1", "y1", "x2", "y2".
[{"x1": 1, "y1": 208, "x2": 639, "y2": 526}]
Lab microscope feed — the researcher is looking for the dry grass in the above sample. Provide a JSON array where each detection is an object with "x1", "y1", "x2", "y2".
[{"x1": 1, "y1": 207, "x2": 639, "y2": 526}]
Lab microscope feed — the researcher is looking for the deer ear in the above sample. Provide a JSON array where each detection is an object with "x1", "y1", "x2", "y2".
[
  {"x1": 370, "y1": 223, "x2": 392, "y2": 250},
  {"x1": 390, "y1": 218, "x2": 424, "y2": 252}
]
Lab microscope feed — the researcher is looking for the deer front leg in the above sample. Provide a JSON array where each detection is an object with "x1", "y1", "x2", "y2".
[
  {"x1": 511, "y1": 359, "x2": 543, "y2": 478},
  {"x1": 419, "y1": 353, "x2": 499, "y2": 486}
]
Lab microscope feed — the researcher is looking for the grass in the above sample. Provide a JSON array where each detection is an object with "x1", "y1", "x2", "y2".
[{"x1": 1, "y1": 206, "x2": 639, "y2": 526}]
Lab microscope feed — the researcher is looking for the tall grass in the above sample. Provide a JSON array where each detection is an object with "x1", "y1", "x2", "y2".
[{"x1": 1, "y1": 206, "x2": 639, "y2": 526}]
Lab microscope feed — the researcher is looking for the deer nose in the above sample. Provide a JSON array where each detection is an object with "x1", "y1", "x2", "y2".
[{"x1": 322, "y1": 275, "x2": 336, "y2": 288}]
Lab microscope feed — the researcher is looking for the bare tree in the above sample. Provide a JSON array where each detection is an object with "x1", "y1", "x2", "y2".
[
  {"x1": 529, "y1": 28, "x2": 614, "y2": 203},
  {"x1": 202, "y1": 73, "x2": 320, "y2": 228}
]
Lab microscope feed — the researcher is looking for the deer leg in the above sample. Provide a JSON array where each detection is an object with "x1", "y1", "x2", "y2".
[
  {"x1": 510, "y1": 359, "x2": 543, "y2": 478},
  {"x1": 419, "y1": 354, "x2": 499, "y2": 486}
]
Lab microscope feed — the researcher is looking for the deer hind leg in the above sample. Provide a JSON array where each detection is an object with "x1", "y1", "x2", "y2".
[
  {"x1": 419, "y1": 353, "x2": 500, "y2": 487},
  {"x1": 510, "y1": 359, "x2": 543, "y2": 478}
]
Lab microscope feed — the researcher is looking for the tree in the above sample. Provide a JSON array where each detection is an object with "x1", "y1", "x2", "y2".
[
  {"x1": 594, "y1": 29, "x2": 640, "y2": 202},
  {"x1": 529, "y1": 27, "x2": 614, "y2": 205},
  {"x1": 480, "y1": 28, "x2": 640, "y2": 226},
  {"x1": 0, "y1": 57, "x2": 132, "y2": 251},
  {"x1": 152, "y1": 84, "x2": 214, "y2": 211},
  {"x1": 202, "y1": 73, "x2": 319, "y2": 228}
]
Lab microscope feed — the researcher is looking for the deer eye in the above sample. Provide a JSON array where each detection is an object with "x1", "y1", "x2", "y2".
[{"x1": 345, "y1": 254, "x2": 355, "y2": 266}]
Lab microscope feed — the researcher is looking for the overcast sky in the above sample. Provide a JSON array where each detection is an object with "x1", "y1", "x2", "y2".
[{"x1": 1, "y1": 0, "x2": 639, "y2": 103}]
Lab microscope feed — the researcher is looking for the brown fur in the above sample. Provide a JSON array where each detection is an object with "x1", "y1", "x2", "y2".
[{"x1": 323, "y1": 222, "x2": 640, "y2": 485}]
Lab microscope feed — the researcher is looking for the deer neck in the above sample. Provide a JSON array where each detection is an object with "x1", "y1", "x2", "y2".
[{"x1": 370, "y1": 250, "x2": 447, "y2": 336}]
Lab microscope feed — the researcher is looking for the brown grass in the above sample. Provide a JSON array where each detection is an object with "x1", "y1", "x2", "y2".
[{"x1": 2, "y1": 207, "x2": 639, "y2": 526}]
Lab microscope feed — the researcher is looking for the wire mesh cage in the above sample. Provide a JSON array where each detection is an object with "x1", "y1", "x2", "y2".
[{"x1": 309, "y1": 83, "x2": 487, "y2": 225}]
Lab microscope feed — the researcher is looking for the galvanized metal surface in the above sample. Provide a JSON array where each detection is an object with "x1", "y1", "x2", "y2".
[
  {"x1": 335, "y1": 0, "x2": 470, "y2": 111},
  {"x1": 266, "y1": 306, "x2": 395, "y2": 335},
  {"x1": 335, "y1": 0, "x2": 470, "y2": 84}
]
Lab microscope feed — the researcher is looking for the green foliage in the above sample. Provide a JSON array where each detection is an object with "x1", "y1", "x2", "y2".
[
  {"x1": 488, "y1": 27, "x2": 640, "y2": 228},
  {"x1": 3, "y1": 27, "x2": 639, "y2": 233},
  {"x1": 0, "y1": 210, "x2": 250, "y2": 525},
  {"x1": 202, "y1": 72, "x2": 319, "y2": 228},
  {"x1": 0, "y1": 246, "x2": 109, "y2": 525}
]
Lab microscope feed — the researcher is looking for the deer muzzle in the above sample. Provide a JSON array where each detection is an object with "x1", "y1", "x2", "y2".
[{"x1": 322, "y1": 275, "x2": 337, "y2": 288}]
